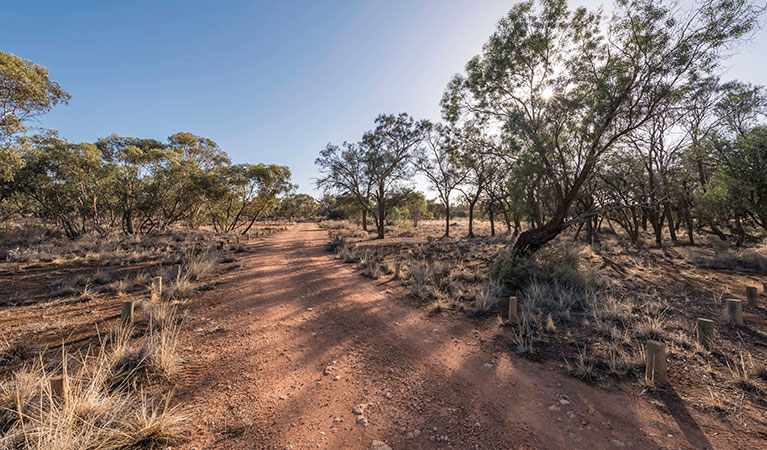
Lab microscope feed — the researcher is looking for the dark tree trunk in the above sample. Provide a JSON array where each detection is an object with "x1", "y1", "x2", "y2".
[
  {"x1": 489, "y1": 205, "x2": 495, "y2": 237},
  {"x1": 512, "y1": 219, "x2": 568, "y2": 256},
  {"x1": 710, "y1": 224, "x2": 727, "y2": 241},
  {"x1": 665, "y1": 203, "x2": 677, "y2": 243},
  {"x1": 376, "y1": 202, "x2": 385, "y2": 239},
  {"x1": 444, "y1": 202, "x2": 451, "y2": 237},
  {"x1": 649, "y1": 206, "x2": 664, "y2": 246},
  {"x1": 467, "y1": 200, "x2": 476, "y2": 238},
  {"x1": 362, "y1": 209, "x2": 368, "y2": 231}
]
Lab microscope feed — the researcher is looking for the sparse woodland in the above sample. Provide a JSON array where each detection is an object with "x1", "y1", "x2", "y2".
[
  {"x1": 2, "y1": 0, "x2": 767, "y2": 448},
  {"x1": 0, "y1": 49, "x2": 298, "y2": 448},
  {"x1": 315, "y1": 0, "x2": 767, "y2": 433}
]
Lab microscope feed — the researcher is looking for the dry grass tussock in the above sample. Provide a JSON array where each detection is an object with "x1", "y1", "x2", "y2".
[{"x1": 0, "y1": 308, "x2": 186, "y2": 449}]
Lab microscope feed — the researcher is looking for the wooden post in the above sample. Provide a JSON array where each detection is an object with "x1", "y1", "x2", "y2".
[
  {"x1": 508, "y1": 296, "x2": 518, "y2": 324},
  {"x1": 763, "y1": 281, "x2": 767, "y2": 294},
  {"x1": 696, "y1": 318, "x2": 714, "y2": 349},
  {"x1": 645, "y1": 340, "x2": 667, "y2": 384},
  {"x1": 746, "y1": 286, "x2": 758, "y2": 307},
  {"x1": 151, "y1": 276, "x2": 162, "y2": 301},
  {"x1": 726, "y1": 299, "x2": 743, "y2": 325},
  {"x1": 393, "y1": 262, "x2": 401, "y2": 280},
  {"x1": 50, "y1": 376, "x2": 65, "y2": 399},
  {"x1": 121, "y1": 301, "x2": 134, "y2": 327}
]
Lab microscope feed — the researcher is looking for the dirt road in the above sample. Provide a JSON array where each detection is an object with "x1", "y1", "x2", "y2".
[{"x1": 173, "y1": 222, "x2": 738, "y2": 449}]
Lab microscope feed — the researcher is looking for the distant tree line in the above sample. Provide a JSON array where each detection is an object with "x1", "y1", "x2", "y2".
[
  {"x1": 0, "y1": 51, "x2": 300, "y2": 238},
  {"x1": 316, "y1": 0, "x2": 767, "y2": 257}
]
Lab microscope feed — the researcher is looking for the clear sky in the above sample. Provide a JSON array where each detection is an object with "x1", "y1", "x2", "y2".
[{"x1": 3, "y1": 1, "x2": 766, "y2": 195}]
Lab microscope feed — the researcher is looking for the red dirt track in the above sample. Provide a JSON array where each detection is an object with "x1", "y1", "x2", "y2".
[{"x1": 173, "y1": 222, "x2": 756, "y2": 449}]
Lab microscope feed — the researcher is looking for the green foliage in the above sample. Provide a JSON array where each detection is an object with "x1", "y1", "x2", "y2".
[
  {"x1": 491, "y1": 245, "x2": 586, "y2": 290},
  {"x1": 490, "y1": 249, "x2": 537, "y2": 290},
  {"x1": 401, "y1": 191, "x2": 429, "y2": 227},
  {"x1": 0, "y1": 51, "x2": 70, "y2": 141},
  {"x1": 279, "y1": 193, "x2": 319, "y2": 218}
]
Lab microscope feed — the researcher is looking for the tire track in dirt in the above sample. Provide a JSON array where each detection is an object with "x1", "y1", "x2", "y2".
[{"x1": 171, "y1": 222, "x2": 743, "y2": 449}]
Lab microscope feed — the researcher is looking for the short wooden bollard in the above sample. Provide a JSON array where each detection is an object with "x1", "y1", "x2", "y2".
[
  {"x1": 50, "y1": 376, "x2": 65, "y2": 399},
  {"x1": 726, "y1": 299, "x2": 743, "y2": 325},
  {"x1": 393, "y1": 262, "x2": 401, "y2": 280},
  {"x1": 508, "y1": 296, "x2": 518, "y2": 323},
  {"x1": 645, "y1": 340, "x2": 667, "y2": 384},
  {"x1": 763, "y1": 281, "x2": 767, "y2": 294},
  {"x1": 121, "y1": 301, "x2": 134, "y2": 327},
  {"x1": 696, "y1": 318, "x2": 714, "y2": 349},
  {"x1": 151, "y1": 276, "x2": 162, "y2": 301},
  {"x1": 746, "y1": 286, "x2": 758, "y2": 307}
]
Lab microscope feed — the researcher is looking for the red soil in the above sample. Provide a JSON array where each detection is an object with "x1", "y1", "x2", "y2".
[{"x1": 172, "y1": 222, "x2": 762, "y2": 449}]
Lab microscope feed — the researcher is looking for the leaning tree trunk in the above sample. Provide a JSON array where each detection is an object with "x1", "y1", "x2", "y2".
[{"x1": 511, "y1": 218, "x2": 568, "y2": 257}]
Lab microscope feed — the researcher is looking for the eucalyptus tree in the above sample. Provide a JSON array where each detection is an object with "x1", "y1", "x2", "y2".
[
  {"x1": 207, "y1": 163, "x2": 293, "y2": 234},
  {"x1": 315, "y1": 141, "x2": 372, "y2": 231},
  {"x1": 16, "y1": 135, "x2": 105, "y2": 238},
  {"x1": 626, "y1": 106, "x2": 688, "y2": 245},
  {"x1": 412, "y1": 122, "x2": 467, "y2": 237},
  {"x1": 96, "y1": 134, "x2": 170, "y2": 234},
  {"x1": 0, "y1": 51, "x2": 70, "y2": 181},
  {"x1": 442, "y1": 0, "x2": 763, "y2": 257},
  {"x1": 278, "y1": 193, "x2": 319, "y2": 219},
  {"x1": 361, "y1": 113, "x2": 429, "y2": 238}
]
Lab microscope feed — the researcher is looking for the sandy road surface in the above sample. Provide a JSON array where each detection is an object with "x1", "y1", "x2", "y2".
[{"x1": 172, "y1": 222, "x2": 743, "y2": 449}]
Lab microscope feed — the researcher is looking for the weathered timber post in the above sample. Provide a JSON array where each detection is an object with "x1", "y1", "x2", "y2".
[
  {"x1": 762, "y1": 281, "x2": 767, "y2": 294},
  {"x1": 508, "y1": 296, "x2": 518, "y2": 323},
  {"x1": 746, "y1": 286, "x2": 758, "y2": 307},
  {"x1": 121, "y1": 301, "x2": 134, "y2": 327},
  {"x1": 50, "y1": 376, "x2": 65, "y2": 399},
  {"x1": 726, "y1": 299, "x2": 743, "y2": 325},
  {"x1": 393, "y1": 262, "x2": 401, "y2": 280},
  {"x1": 645, "y1": 340, "x2": 667, "y2": 384},
  {"x1": 151, "y1": 276, "x2": 162, "y2": 301},
  {"x1": 696, "y1": 318, "x2": 714, "y2": 349}
]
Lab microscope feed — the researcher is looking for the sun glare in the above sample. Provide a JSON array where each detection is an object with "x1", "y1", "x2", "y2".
[{"x1": 541, "y1": 86, "x2": 555, "y2": 100}]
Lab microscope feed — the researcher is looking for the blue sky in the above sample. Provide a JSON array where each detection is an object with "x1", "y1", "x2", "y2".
[{"x1": 3, "y1": 1, "x2": 766, "y2": 195}]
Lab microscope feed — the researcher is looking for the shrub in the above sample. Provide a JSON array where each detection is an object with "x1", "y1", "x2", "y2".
[
  {"x1": 490, "y1": 249, "x2": 536, "y2": 289},
  {"x1": 326, "y1": 235, "x2": 348, "y2": 252}
]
